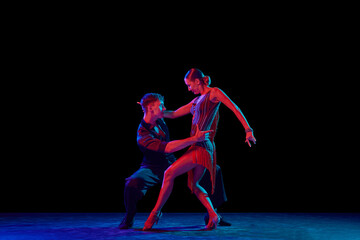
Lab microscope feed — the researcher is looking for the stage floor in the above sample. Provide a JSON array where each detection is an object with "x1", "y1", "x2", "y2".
[{"x1": 1, "y1": 212, "x2": 360, "y2": 240}]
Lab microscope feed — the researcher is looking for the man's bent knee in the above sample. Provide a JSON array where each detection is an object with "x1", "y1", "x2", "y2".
[{"x1": 125, "y1": 178, "x2": 143, "y2": 189}]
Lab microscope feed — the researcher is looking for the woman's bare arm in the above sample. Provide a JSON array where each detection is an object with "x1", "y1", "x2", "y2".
[
  {"x1": 163, "y1": 101, "x2": 193, "y2": 119},
  {"x1": 211, "y1": 87, "x2": 256, "y2": 147}
]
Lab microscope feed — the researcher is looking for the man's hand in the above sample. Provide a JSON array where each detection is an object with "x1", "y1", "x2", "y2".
[{"x1": 194, "y1": 125, "x2": 214, "y2": 142}]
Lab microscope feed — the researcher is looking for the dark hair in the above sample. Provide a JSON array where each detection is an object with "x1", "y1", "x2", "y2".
[
  {"x1": 137, "y1": 93, "x2": 164, "y2": 112},
  {"x1": 184, "y1": 68, "x2": 211, "y2": 86}
]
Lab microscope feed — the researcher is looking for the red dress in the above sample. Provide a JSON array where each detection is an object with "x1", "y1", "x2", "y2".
[{"x1": 187, "y1": 90, "x2": 220, "y2": 194}]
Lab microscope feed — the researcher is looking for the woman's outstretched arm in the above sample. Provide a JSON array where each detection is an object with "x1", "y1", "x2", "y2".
[
  {"x1": 211, "y1": 87, "x2": 256, "y2": 147},
  {"x1": 163, "y1": 100, "x2": 193, "y2": 119}
]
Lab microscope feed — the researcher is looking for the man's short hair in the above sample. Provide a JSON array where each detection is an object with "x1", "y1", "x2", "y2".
[{"x1": 138, "y1": 93, "x2": 164, "y2": 112}]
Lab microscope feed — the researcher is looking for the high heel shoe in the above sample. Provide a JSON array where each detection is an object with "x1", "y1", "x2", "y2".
[
  {"x1": 143, "y1": 211, "x2": 162, "y2": 231},
  {"x1": 205, "y1": 213, "x2": 220, "y2": 230}
]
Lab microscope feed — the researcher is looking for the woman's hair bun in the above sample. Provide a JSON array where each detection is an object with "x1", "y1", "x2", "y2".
[
  {"x1": 202, "y1": 76, "x2": 211, "y2": 86},
  {"x1": 185, "y1": 68, "x2": 211, "y2": 86}
]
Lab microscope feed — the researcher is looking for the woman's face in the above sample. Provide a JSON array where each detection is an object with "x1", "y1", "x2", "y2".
[{"x1": 184, "y1": 78, "x2": 200, "y2": 95}]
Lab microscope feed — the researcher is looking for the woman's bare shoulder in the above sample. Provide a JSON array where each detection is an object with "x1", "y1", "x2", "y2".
[{"x1": 209, "y1": 87, "x2": 222, "y2": 103}]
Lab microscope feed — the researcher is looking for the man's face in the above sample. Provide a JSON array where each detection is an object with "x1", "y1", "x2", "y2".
[{"x1": 149, "y1": 100, "x2": 166, "y2": 118}]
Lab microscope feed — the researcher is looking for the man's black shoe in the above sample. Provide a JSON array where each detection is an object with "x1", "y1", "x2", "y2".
[
  {"x1": 218, "y1": 216, "x2": 232, "y2": 226},
  {"x1": 118, "y1": 216, "x2": 134, "y2": 229}
]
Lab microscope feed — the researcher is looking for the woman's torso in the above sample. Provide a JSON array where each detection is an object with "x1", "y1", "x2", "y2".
[{"x1": 190, "y1": 89, "x2": 221, "y2": 147}]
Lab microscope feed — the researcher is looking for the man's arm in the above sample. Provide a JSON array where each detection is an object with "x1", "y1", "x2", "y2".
[
  {"x1": 164, "y1": 125, "x2": 213, "y2": 153},
  {"x1": 164, "y1": 137, "x2": 198, "y2": 153},
  {"x1": 137, "y1": 124, "x2": 212, "y2": 154}
]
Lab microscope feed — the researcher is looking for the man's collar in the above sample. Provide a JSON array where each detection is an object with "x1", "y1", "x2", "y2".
[
  {"x1": 141, "y1": 119, "x2": 156, "y2": 130},
  {"x1": 141, "y1": 119, "x2": 151, "y2": 128},
  {"x1": 141, "y1": 118, "x2": 164, "y2": 131}
]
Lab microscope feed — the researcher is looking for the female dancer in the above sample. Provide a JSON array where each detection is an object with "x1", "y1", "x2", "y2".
[{"x1": 143, "y1": 68, "x2": 256, "y2": 230}]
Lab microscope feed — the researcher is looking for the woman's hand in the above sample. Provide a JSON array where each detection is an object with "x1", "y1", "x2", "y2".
[
  {"x1": 194, "y1": 125, "x2": 214, "y2": 142},
  {"x1": 245, "y1": 131, "x2": 256, "y2": 147}
]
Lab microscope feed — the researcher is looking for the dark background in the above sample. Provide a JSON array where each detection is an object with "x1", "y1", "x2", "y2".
[{"x1": 3, "y1": 20, "x2": 357, "y2": 213}]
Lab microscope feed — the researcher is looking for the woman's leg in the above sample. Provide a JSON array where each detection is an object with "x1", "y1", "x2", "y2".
[
  {"x1": 151, "y1": 151, "x2": 197, "y2": 213},
  {"x1": 200, "y1": 165, "x2": 227, "y2": 209},
  {"x1": 143, "y1": 152, "x2": 198, "y2": 230},
  {"x1": 191, "y1": 166, "x2": 217, "y2": 216}
]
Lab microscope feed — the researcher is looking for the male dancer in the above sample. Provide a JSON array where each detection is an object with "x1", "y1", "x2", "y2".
[{"x1": 119, "y1": 93, "x2": 230, "y2": 229}]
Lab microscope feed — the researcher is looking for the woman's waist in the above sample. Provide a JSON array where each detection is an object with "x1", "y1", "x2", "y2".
[{"x1": 193, "y1": 140, "x2": 214, "y2": 149}]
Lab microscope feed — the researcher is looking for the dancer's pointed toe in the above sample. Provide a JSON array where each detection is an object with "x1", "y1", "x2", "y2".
[
  {"x1": 205, "y1": 213, "x2": 220, "y2": 230},
  {"x1": 143, "y1": 211, "x2": 162, "y2": 231}
]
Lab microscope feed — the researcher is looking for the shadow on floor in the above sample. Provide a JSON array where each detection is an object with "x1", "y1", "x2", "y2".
[{"x1": 131, "y1": 225, "x2": 206, "y2": 232}]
